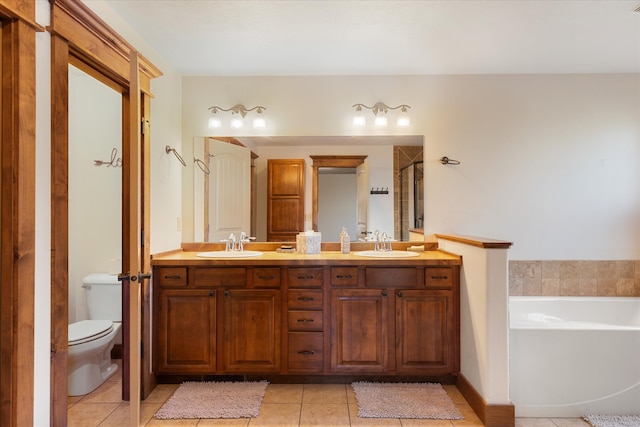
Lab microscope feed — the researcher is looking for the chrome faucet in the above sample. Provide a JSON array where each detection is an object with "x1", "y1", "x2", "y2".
[
  {"x1": 373, "y1": 230, "x2": 392, "y2": 251},
  {"x1": 224, "y1": 233, "x2": 236, "y2": 251}
]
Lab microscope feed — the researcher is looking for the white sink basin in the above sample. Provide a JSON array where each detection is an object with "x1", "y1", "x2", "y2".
[
  {"x1": 353, "y1": 250, "x2": 420, "y2": 258},
  {"x1": 196, "y1": 250, "x2": 263, "y2": 258}
]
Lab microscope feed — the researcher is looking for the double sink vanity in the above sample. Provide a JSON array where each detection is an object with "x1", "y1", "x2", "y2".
[{"x1": 150, "y1": 241, "x2": 461, "y2": 382}]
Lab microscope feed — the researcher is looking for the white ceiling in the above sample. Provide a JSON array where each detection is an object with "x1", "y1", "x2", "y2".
[{"x1": 101, "y1": 0, "x2": 640, "y2": 77}]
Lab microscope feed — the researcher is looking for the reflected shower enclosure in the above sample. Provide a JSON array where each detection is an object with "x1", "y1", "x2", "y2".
[{"x1": 399, "y1": 161, "x2": 423, "y2": 241}]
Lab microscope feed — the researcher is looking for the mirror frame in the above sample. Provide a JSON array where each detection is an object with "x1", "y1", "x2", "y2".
[{"x1": 310, "y1": 155, "x2": 367, "y2": 232}]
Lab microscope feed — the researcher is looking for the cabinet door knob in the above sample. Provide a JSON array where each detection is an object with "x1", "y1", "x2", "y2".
[
  {"x1": 224, "y1": 291, "x2": 230, "y2": 297},
  {"x1": 397, "y1": 291, "x2": 403, "y2": 298},
  {"x1": 209, "y1": 291, "x2": 215, "y2": 297},
  {"x1": 381, "y1": 290, "x2": 388, "y2": 297}
]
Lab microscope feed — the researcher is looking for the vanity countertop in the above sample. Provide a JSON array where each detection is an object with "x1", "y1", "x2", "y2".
[{"x1": 151, "y1": 247, "x2": 461, "y2": 267}]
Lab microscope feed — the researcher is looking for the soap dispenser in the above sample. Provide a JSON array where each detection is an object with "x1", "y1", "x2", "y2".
[{"x1": 340, "y1": 227, "x2": 350, "y2": 254}]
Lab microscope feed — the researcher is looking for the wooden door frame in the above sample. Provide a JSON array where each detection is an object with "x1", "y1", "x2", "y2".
[
  {"x1": 310, "y1": 155, "x2": 367, "y2": 232},
  {"x1": 49, "y1": 1, "x2": 161, "y2": 425},
  {"x1": 0, "y1": 3, "x2": 42, "y2": 426}
]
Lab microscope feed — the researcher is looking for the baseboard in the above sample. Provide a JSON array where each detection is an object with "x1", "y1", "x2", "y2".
[{"x1": 456, "y1": 373, "x2": 514, "y2": 427}]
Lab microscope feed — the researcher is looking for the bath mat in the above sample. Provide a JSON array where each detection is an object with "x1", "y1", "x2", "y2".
[
  {"x1": 583, "y1": 415, "x2": 640, "y2": 427},
  {"x1": 351, "y1": 381, "x2": 463, "y2": 419},
  {"x1": 154, "y1": 380, "x2": 268, "y2": 419}
]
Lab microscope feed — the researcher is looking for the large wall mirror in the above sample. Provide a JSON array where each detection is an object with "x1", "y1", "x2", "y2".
[{"x1": 190, "y1": 136, "x2": 424, "y2": 242}]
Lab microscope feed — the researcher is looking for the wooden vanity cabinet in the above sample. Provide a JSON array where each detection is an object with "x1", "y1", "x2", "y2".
[
  {"x1": 331, "y1": 266, "x2": 459, "y2": 375},
  {"x1": 153, "y1": 266, "x2": 282, "y2": 375},
  {"x1": 153, "y1": 259, "x2": 459, "y2": 379}
]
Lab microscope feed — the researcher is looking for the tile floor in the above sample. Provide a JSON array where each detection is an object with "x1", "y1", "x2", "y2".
[{"x1": 67, "y1": 365, "x2": 590, "y2": 427}]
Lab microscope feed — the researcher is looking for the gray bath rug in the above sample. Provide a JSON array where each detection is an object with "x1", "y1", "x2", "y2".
[
  {"x1": 351, "y1": 381, "x2": 463, "y2": 419},
  {"x1": 583, "y1": 415, "x2": 640, "y2": 427},
  {"x1": 155, "y1": 380, "x2": 268, "y2": 419}
]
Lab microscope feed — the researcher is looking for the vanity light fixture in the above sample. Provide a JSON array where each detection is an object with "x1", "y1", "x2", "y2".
[
  {"x1": 352, "y1": 102, "x2": 411, "y2": 128},
  {"x1": 207, "y1": 104, "x2": 267, "y2": 129}
]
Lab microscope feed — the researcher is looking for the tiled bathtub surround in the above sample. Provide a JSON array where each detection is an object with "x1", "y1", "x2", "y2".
[{"x1": 509, "y1": 260, "x2": 640, "y2": 296}]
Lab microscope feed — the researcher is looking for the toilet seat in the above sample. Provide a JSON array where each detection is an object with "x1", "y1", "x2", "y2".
[{"x1": 69, "y1": 320, "x2": 114, "y2": 346}]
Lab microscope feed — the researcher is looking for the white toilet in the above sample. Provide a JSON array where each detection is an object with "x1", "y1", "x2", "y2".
[{"x1": 68, "y1": 273, "x2": 122, "y2": 396}]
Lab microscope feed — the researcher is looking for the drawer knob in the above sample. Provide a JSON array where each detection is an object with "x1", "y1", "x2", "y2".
[
  {"x1": 298, "y1": 350, "x2": 315, "y2": 355},
  {"x1": 297, "y1": 318, "x2": 314, "y2": 323},
  {"x1": 297, "y1": 296, "x2": 314, "y2": 301}
]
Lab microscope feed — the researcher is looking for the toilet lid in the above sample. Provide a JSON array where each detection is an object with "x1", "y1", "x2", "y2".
[{"x1": 69, "y1": 320, "x2": 114, "y2": 346}]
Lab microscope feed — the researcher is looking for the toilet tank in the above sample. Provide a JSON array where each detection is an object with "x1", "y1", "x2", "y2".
[{"x1": 82, "y1": 273, "x2": 122, "y2": 321}]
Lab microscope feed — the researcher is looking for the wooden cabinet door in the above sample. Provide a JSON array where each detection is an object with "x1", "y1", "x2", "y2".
[
  {"x1": 331, "y1": 289, "x2": 389, "y2": 373},
  {"x1": 155, "y1": 289, "x2": 217, "y2": 374},
  {"x1": 395, "y1": 290, "x2": 457, "y2": 374},
  {"x1": 222, "y1": 289, "x2": 281, "y2": 372},
  {"x1": 267, "y1": 159, "x2": 305, "y2": 241}
]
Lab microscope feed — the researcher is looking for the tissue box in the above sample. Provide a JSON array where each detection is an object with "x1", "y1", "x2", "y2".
[{"x1": 296, "y1": 231, "x2": 322, "y2": 254}]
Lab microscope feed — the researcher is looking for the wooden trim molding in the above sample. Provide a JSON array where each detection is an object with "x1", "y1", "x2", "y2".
[
  {"x1": 310, "y1": 155, "x2": 367, "y2": 232},
  {"x1": 49, "y1": 0, "x2": 162, "y2": 91},
  {"x1": 49, "y1": 0, "x2": 162, "y2": 425},
  {"x1": 435, "y1": 234, "x2": 513, "y2": 249},
  {"x1": 1, "y1": 16, "x2": 37, "y2": 427},
  {"x1": 457, "y1": 374, "x2": 515, "y2": 427}
]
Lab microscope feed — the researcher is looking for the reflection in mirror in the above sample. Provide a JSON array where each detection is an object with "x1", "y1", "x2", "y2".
[
  {"x1": 189, "y1": 136, "x2": 424, "y2": 242},
  {"x1": 193, "y1": 137, "x2": 251, "y2": 242}
]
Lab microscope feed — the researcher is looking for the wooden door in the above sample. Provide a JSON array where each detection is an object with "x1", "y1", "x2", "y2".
[
  {"x1": 330, "y1": 289, "x2": 389, "y2": 373},
  {"x1": 267, "y1": 159, "x2": 305, "y2": 241},
  {"x1": 395, "y1": 290, "x2": 454, "y2": 373},
  {"x1": 222, "y1": 289, "x2": 281, "y2": 372},
  {"x1": 155, "y1": 289, "x2": 217, "y2": 373}
]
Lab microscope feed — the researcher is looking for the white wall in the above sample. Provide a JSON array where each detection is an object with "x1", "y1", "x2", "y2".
[
  {"x1": 182, "y1": 74, "x2": 640, "y2": 260},
  {"x1": 68, "y1": 65, "x2": 122, "y2": 323}
]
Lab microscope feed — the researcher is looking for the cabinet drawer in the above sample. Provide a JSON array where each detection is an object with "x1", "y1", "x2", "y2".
[
  {"x1": 194, "y1": 267, "x2": 246, "y2": 288},
  {"x1": 253, "y1": 267, "x2": 281, "y2": 288},
  {"x1": 330, "y1": 267, "x2": 358, "y2": 286},
  {"x1": 288, "y1": 310, "x2": 323, "y2": 331},
  {"x1": 365, "y1": 267, "x2": 418, "y2": 288},
  {"x1": 425, "y1": 268, "x2": 453, "y2": 289},
  {"x1": 156, "y1": 267, "x2": 187, "y2": 287},
  {"x1": 288, "y1": 332, "x2": 323, "y2": 372},
  {"x1": 288, "y1": 289, "x2": 323, "y2": 310},
  {"x1": 288, "y1": 267, "x2": 323, "y2": 288}
]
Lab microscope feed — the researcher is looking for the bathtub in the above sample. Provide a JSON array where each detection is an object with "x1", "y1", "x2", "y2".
[{"x1": 509, "y1": 296, "x2": 640, "y2": 417}]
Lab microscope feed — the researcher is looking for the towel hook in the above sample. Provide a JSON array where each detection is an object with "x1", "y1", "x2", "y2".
[
  {"x1": 165, "y1": 145, "x2": 186, "y2": 167},
  {"x1": 440, "y1": 156, "x2": 460, "y2": 165}
]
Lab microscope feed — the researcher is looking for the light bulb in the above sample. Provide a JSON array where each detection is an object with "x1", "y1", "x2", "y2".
[
  {"x1": 230, "y1": 116, "x2": 243, "y2": 128},
  {"x1": 208, "y1": 113, "x2": 221, "y2": 128},
  {"x1": 252, "y1": 110, "x2": 266, "y2": 128},
  {"x1": 353, "y1": 111, "x2": 366, "y2": 126},
  {"x1": 397, "y1": 113, "x2": 410, "y2": 127},
  {"x1": 374, "y1": 113, "x2": 388, "y2": 127}
]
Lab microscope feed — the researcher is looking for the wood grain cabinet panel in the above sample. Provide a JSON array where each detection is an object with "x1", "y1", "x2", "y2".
[
  {"x1": 222, "y1": 289, "x2": 281, "y2": 372},
  {"x1": 154, "y1": 289, "x2": 216, "y2": 374},
  {"x1": 267, "y1": 159, "x2": 305, "y2": 241},
  {"x1": 331, "y1": 289, "x2": 388, "y2": 373},
  {"x1": 395, "y1": 290, "x2": 457, "y2": 374}
]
